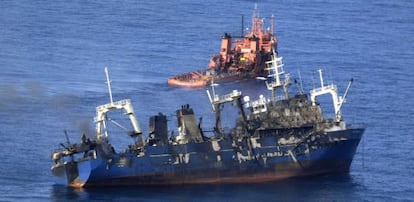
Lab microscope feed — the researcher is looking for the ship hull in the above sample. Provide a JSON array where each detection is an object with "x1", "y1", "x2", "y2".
[
  {"x1": 55, "y1": 128, "x2": 363, "y2": 187},
  {"x1": 167, "y1": 6, "x2": 276, "y2": 88}
]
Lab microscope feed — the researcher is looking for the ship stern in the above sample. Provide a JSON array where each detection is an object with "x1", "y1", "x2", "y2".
[{"x1": 51, "y1": 160, "x2": 91, "y2": 188}]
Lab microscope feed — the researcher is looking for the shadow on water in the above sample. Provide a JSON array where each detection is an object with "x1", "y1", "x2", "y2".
[{"x1": 50, "y1": 173, "x2": 364, "y2": 202}]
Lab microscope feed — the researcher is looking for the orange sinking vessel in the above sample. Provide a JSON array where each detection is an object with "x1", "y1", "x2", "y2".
[{"x1": 168, "y1": 6, "x2": 278, "y2": 88}]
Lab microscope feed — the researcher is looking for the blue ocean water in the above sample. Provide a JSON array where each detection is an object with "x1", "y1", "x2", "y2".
[{"x1": 0, "y1": 0, "x2": 413, "y2": 201}]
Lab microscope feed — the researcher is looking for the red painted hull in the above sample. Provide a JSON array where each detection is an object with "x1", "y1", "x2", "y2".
[
  {"x1": 167, "y1": 70, "x2": 253, "y2": 88},
  {"x1": 167, "y1": 76, "x2": 210, "y2": 88}
]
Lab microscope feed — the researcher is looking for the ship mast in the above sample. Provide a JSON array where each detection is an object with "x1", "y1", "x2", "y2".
[
  {"x1": 271, "y1": 14, "x2": 275, "y2": 36},
  {"x1": 105, "y1": 67, "x2": 114, "y2": 105},
  {"x1": 310, "y1": 69, "x2": 354, "y2": 122},
  {"x1": 264, "y1": 48, "x2": 290, "y2": 100},
  {"x1": 252, "y1": 4, "x2": 258, "y2": 35},
  {"x1": 95, "y1": 68, "x2": 143, "y2": 146},
  {"x1": 206, "y1": 79, "x2": 247, "y2": 134},
  {"x1": 241, "y1": 14, "x2": 244, "y2": 37}
]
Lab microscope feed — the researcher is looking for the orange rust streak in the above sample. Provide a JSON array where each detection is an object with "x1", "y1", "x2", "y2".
[{"x1": 69, "y1": 182, "x2": 86, "y2": 188}]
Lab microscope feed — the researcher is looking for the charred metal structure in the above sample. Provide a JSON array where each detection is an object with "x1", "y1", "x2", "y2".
[{"x1": 51, "y1": 54, "x2": 365, "y2": 187}]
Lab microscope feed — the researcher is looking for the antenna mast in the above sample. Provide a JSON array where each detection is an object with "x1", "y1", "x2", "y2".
[
  {"x1": 241, "y1": 15, "x2": 244, "y2": 37},
  {"x1": 271, "y1": 14, "x2": 275, "y2": 35},
  {"x1": 252, "y1": 3, "x2": 258, "y2": 34}
]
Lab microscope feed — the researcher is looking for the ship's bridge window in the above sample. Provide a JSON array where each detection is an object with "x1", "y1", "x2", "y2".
[{"x1": 253, "y1": 104, "x2": 267, "y2": 114}]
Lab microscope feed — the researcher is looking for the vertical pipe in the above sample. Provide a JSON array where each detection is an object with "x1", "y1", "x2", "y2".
[
  {"x1": 318, "y1": 69, "x2": 324, "y2": 88},
  {"x1": 271, "y1": 14, "x2": 275, "y2": 35},
  {"x1": 104, "y1": 67, "x2": 114, "y2": 105},
  {"x1": 241, "y1": 15, "x2": 244, "y2": 37}
]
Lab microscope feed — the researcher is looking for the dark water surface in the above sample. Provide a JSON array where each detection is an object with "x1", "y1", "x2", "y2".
[{"x1": 0, "y1": 0, "x2": 413, "y2": 201}]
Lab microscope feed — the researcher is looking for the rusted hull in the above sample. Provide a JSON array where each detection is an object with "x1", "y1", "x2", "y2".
[
  {"x1": 56, "y1": 128, "x2": 363, "y2": 187},
  {"x1": 85, "y1": 159, "x2": 353, "y2": 187}
]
